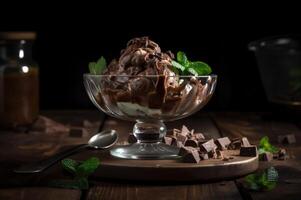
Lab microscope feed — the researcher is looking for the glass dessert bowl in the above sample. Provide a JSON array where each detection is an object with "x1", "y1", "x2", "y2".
[{"x1": 84, "y1": 74, "x2": 217, "y2": 159}]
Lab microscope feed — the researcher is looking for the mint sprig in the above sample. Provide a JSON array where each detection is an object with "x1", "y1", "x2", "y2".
[
  {"x1": 89, "y1": 56, "x2": 107, "y2": 75},
  {"x1": 245, "y1": 167, "x2": 278, "y2": 191},
  {"x1": 258, "y1": 136, "x2": 279, "y2": 154},
  {"x1": 50, "y1": 157, "x2": 100, "y2": 190},
  {"x1": 172, "y1": 51, "x2": 212, "y2": 76}
]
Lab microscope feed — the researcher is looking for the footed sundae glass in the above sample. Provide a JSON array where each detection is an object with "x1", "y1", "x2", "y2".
[{"x1": 84, "y1": 74, "x2": 217, "y2": 159}]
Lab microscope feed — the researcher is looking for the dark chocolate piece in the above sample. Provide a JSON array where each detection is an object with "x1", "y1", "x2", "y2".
[
  {"x1": 241, "y1": 137, "x2": 251, "y2": 147},
  {"x1": 178, "y1": 146, "x2": 196, "y2": 156},
  {"x1": 278, "y1": 148, "x2": 289, "y2": 160},
  {"x1": 240, "y1": 146, "x2": 257, "y2": 157},
  {"x1": 215, "y1": 137, "x2": 231, "y2": 150},
  {"x1": 199, "y1": 139, "x2": 217, "y2": 153},
  {"x1": 260, "y1": 152, "x2": 273, "y2": 161},
  {"x1": 185, "y1": 139, "x2": 198, "y2": 147},
  {"x1": 128, "y1": 134, "x2": 137, "y2": 144},
  {"x1": 177, "y1": 134, "x2": 187, "y2": 144},
  {"x1": 182, "y1": 150, "x2": 200, "y2": 163},
  {"x1": 181, "y1": 125, "x2": 190, "y2": 136},
  {"x1": 163, "y1": 136, "x2": 173, "y2": 145},
  {"x1": 194, "y1": 132, "x2": 205, "y2": 140},
  {"x1": 278, "y1": 134, "x2": 296, "y2": 144}
]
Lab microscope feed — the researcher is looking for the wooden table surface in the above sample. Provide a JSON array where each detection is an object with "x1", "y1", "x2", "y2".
[{"x1": 0, "y1": 110, "x2": 301, "y2": 200}]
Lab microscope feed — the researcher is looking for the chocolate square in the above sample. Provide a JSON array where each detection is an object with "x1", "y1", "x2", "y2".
[
  {"x1": 178, "y1": 146, "x2": 196, "y2": 156},
  {"x1": 182, "y1": 150, "x2": 200, "y2": 163},
  {"x1": 177, "y1": 134, "x2": 188, "y2": 144},
  {"x1": 240, "y1": 146, "x2": 257, "y2": 157},
  {"x1": 163, "y1": 136, "x2": 173, "y2": 145},
  {"x1": 215, "y1": 137, "x2": 231, "y2": 150},
  {"x1": 181, "y1": 125, "x2": 190, "y2": 136},
  {"x1": 199, "y1": 139, "x2": 217, "y2": 153}
]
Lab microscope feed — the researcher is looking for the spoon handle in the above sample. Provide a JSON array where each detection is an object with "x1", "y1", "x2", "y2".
[{"x1": 14, "y1": 144, "x2": 88, "y2": 173}]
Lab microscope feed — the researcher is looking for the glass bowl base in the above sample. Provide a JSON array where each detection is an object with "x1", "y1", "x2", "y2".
[{"x1": 110, "y1": 143, "x2": 180, "y2": 159}]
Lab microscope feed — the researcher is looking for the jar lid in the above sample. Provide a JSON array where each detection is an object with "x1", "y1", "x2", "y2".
[{"x1": 0, "y1": 32, "x2": 36, "y2": 40}]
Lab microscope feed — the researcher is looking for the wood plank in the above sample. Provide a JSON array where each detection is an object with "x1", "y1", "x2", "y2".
[
  {"x1": 0, "y1": 110, "x2": 105, "y2": 187},
  {"x1": 85, "y1": 113, "x2": 242, "y2": 199},
  {"x1": 86, "y1": 181, "x2": 241, "y2": 200},
  {"x1": 211, "y1": 112, "x2": 301, "y2": 200},
  {"x1": 0, "y1": 187, "x2": 81, "y2": 200}
]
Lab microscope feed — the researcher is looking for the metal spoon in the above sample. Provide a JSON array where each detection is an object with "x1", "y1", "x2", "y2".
[{"x1": 14, "y1": 130, "x2": 118, "y2": 173}]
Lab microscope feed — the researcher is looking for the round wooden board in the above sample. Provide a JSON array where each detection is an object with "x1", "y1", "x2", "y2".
[{"x1": 89, "y1": 149, "x2": 258, "y2": 182}]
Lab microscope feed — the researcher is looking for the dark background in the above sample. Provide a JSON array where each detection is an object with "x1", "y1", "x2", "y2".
[{"x1": 1, "y1": 3, "x2": 300, "y2": 111}]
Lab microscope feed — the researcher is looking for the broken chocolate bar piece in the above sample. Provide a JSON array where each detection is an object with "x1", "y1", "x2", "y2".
[
  {"x1": 215, "y1": 137, "x2": 231, "y2": 150},
  {"x1": 181, "y1": 125, "x2": 190, "y2": 136},
  {"x1": 170, "y1": 136, "x2": 179, "y2": 146},
  {"x1": 278, "y1": 148, "x2": 289, "y2": 160},
  {"x1": 176, "y1": 141, "x2": 184, "y2": 148},
  {"x1": 199, "y1": 139, "x2": 217, "y2": 153},
  {"x1": 185, "y1": 139, "x2": 198, "y2": 147},
  {"x1": 278, "y1": 134, "x2": 296, "y2": 144},
  {"x1": 182, "y1": 150, "x2": 200, "y2": 163},
  {"x1": 260, "y1": 152, "x2": 273, "y2": 161},
  {"x1": 194, "y1": 132, "x2": 205, "y2": 140},
  {"x1": 128, "y1": 134, "x2": 137, "y2": 144},
  {"x1": 241, "y1": 137, "x2": 251, "y2": 147},
  {"x1": 240, "y1": 146, "x2": 257, "y2": 157},
  {"x1": 228, "y1": 138, "x2": 241, "y2": 150},
  {"x1": 178, "y1": 146, "x2": 196, "y2": 156},
  {"x1": 177, "y1": 134, "x2": 187, "y2": 144},
  {"x1": 163, "y1": 136, "x2": 173, "y2": 145}
]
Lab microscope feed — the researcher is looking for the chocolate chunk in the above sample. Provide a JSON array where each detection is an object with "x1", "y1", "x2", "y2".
[
  {"x1": 182, "y1": 150, "x2": 200, "y2": 163},
  {"x1": 278, "y1": 148, "x2": 289, "y2": 160},
  {"x1": 185, "y1": 139, "x2": 198, "y2": 147},
  {"x1": 215, "y1": 137, "x2": 231, "y2": 150},
  {"x1": 170, "y1": 136, "x2": 178, "y2": 146},
  {"x1": 194, "y1": 132, "x2": 205, "y2": 140},
  {"x1": 241, "y1": 137, "x2": 251, "y2": 147},
  {"x1": 240, "y1": 146, "x2": 257, "y2": 157},
  {"x1": 181, "y1": 125, "x2": 190, "y2": 136},
  {"x1": 176, "y1": 141, "x2": 184, "y2": 148},
  {"x1": 199, "y1": 152, "x2": 209, "y2": 160},
  {"x1": 163, "y1": 136, "x2": 173, "y2": 145},
  {"x1": 260, "y1": 152, "x2": 273, "y2": 161},
  {"x1": 128, "y1": 134, "x2": 137, "y2": 144},
  {"x1": 178, "y1": 146, "x2": 196, "y2": 156},
  {"x1": 199, "y1": 139, "x2": 217, "y2": 153},
  {"x1": 177, "y1": 134, "x2": 187, "y2": 144},
  {"x1": 278, "y1": 134, "x2": 296, "y2": 144}
]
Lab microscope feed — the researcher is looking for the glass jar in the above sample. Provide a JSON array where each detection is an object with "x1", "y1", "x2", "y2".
[{"x1": 0, "y1": 32, "x2": 39, "y2": 129}]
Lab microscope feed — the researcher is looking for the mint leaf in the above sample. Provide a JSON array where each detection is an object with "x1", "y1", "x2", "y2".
[
  {"x1": 89, "y1": 56, "x2": 107, "y2": 75},
  {"x1": 61, "y1": 158, "x2": 78, "y2": 174},
  {"x1": 89, "y1": 62, "x2": 97, "y2": 74},
  {"x1": 259, "y1": 136, "x2": 279, "y2": 154},
  {"x1": 76, "y1": 157, "x2": 100, "y2": 177},
  {"x1": 177, "y1": 51, "x2": 189, "y2": 66},
  {"x1": 171, "y1": 60, "x2": 186, "y2": 72},
  {"x1": 187, "y1": 61, "x2": 212, "y2": 75}
]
